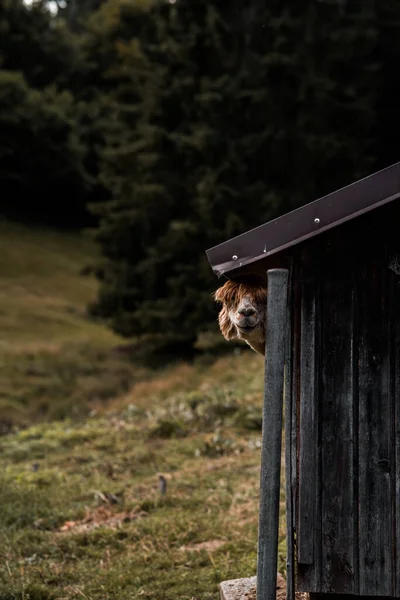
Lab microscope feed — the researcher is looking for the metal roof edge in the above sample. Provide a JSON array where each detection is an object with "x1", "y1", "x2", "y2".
[{"x1": 206, "y1": 161, "x2": 400, "y2": 277}]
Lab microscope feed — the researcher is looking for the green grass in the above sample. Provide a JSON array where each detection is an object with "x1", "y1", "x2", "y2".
[
  {"x1": 0, "y1": 220, "x2": 118, "y2": 348},
  {"x1": 0, "y1": 220, "x2": 287, "y2": 599},
  {"x1": 0, "y1": 352, "x2": 288, "y2": 600},
  {"x1": 0, "y1": 220, "x2": 136, "y2": 427}
]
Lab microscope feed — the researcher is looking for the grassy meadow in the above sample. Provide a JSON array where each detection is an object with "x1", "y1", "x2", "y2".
[
  {"x1": 0, "y1": 221, "x2": 286, "y2": 600},
  {"x1": 0, "y1": 220, "x2": 135, "y2": 428}
]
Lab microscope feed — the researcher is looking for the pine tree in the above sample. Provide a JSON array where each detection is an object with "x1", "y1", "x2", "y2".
[
  {"x1": 0, "y1": 0, "x2": 93, "y2": 226},
  {"x1": 0, "y1": 0, "x2": 79, "y2": 89},
  {"x1": 87, "y1": 0, "x2": 392, "y2": 355},
  {"x1": 0, "y1": 69, "x2": 90, "y2": 226},
  {"x1": 57, "y1": 0, "x2": 108, "y2": 32}
]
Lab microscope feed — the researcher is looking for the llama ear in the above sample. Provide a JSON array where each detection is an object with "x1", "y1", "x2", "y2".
[
  {"x1": 214, "y1": 283, "x2": 236, "y2": 341},
  {"x1": 218, "y1": 305, "x2": 236, "y2": 340},
  {"x1": 213, "y1": 286, "x2": 225, "y2": 303}
]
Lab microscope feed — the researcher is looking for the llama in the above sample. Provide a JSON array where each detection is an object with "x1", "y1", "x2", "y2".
[{"x1": 213, "y1": 275, "x2": 267, "y2": 355}]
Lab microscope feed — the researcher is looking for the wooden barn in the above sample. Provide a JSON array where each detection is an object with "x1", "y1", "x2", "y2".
[{"x1": 206, "y1": 162, "x2": 400, "y2": 600}]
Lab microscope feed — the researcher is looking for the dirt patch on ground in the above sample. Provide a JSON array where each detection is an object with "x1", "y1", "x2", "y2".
[
  {"x1": 180, "y1": 540, "x2": 226, "y2": 552},
  {"x1": 58, "y1": 505, "x2": 147, "y2": 534}
]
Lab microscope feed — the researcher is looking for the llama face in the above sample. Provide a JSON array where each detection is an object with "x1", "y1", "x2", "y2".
[{"x1": 213, "y1": 276, "x2": 267, "y2": 355}]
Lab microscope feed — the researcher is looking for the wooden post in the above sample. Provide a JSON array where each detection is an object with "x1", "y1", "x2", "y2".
[
  {"x1": 257, "y1": 268, "x2": 289, "y2": 600},
  {"x1": 284, "y1": 267, "x2": 295, "y2": 600}
]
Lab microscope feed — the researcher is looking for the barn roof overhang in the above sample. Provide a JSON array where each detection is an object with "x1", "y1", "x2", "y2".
[{"x1": 206, "y1": 161, "x2": 400, "y2": 278}]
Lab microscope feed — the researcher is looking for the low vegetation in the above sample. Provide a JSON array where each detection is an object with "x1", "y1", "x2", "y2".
[
  {"x1": 0, "y1": 352, "x2": 289, "y2": 600},
  {"x1": 0, "y1": 222, "x2": 286, "y2": 599},
  {"x1": 0, "y1": 220, "x2": 133, "y2": 430}
]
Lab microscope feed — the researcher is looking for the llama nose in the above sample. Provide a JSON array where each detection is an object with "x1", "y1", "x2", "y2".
[{"x1": 238, "y1": 306, "x2": 256, "y2": 317}]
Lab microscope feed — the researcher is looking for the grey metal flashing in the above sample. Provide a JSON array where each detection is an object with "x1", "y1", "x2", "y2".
[{"x1": 206, "y1": 161, "x2": 400, "y2": 277}]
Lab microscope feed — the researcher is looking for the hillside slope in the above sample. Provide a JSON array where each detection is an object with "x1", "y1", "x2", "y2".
[
  {"x1": 0, "y1": 221, "x2": 280, "y2": 600},
  {"x1": 0, "y1": 220, "x2": 130, "y2": 427},
  {"x1": 0, "y1": 220, "x2": 119, "y2": 350},
  {"x1": 0, "y1": 350, "x2": 274, "y2": 600}
]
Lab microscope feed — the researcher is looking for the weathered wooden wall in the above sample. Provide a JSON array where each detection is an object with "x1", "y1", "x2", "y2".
[{"x1": 289, "y1": 210, "x2": 400, "y2": 597}]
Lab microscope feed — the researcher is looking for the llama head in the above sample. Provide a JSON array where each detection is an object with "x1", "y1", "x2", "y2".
[{"x1": 213, "y1": 275, "x2": 267, "y2": 355}]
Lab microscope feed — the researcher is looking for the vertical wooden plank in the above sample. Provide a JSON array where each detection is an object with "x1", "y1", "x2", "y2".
[
  {"x1": 291, "y1": 276, "x2": 299, "y2": 546},
  {"x1": 394, "y1": 265, "x2": 400, "y2": 598},
  {"x1": 291, "y1": 263, "x2": 301, "y2": 593},
  {"x1": 297, "y1": 270, "x2": 317, "y2": 566},
  {"x1": 285, "y1": 265, "x2": 294, "y2": 600},
  {"x1": 358, "y1": 259, "x2": 393, "y2": 596},
  {"x1": 320, "y1": 267, "x2": 356, "y2": 594},
  {"x1": 352, "y1": 277, "x2": 360, "y2": 597},
  {"x1": 297, "y1": 254, "x2": 321, "y2": 593},
  {"x1": 257, "y1": 269, "x2": 289, "y2": 600}
]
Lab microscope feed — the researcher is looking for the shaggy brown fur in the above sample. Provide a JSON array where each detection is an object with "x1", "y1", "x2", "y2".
[{"x1": 213, "y1": 276, "x2": 268, "y2": 355}]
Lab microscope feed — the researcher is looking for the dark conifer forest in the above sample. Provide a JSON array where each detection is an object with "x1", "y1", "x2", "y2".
[{"x1": 2, "y1": 0, "x2": 400, "y2": 352}]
